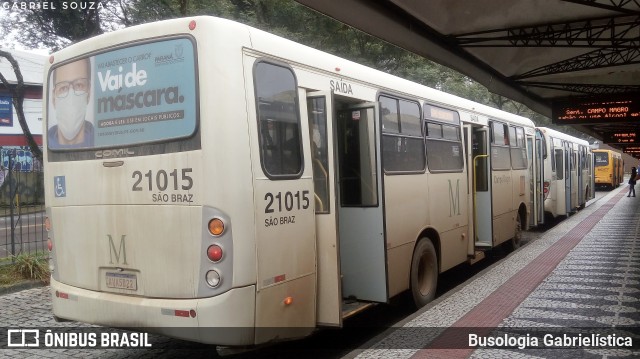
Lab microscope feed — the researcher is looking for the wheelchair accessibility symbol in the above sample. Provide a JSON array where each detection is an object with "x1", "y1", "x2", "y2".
[{"x1": 54, "y1": 176, "x2": 66, "y2": 198}]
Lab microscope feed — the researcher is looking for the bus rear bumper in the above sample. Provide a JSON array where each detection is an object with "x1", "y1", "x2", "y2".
[{"x1": 50, "y1": 277, "x2": 256, "y2": 346}]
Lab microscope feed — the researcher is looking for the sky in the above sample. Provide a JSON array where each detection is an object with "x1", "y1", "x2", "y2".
[{"x1": 0, "y1": 6, "x2": 50, "y2": 55}]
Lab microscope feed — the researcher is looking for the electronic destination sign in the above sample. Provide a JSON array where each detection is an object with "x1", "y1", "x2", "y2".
[
  {"x1": 552, "y1": 97, "x2": 640, "y2": 125},
  {"x1": 623, "y1": 146, "x2": 640, "y2": 158},
  {"x1": 602, "y1": 131, "x2": 640, "y2": 145}
]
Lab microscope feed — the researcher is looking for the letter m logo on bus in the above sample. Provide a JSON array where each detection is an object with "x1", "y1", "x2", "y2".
[
  {"x1": 108, "y1": 235, "x2": 128, "y2": 265},
  {"x1": 448, "y1": 179, "x2": 461, "y2": 217}
]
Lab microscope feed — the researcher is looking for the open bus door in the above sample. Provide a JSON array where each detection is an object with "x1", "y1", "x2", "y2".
[
  {"x1": 471, "y1": 127, "x2": 493, "y2": 247},
  {"x1": 526, "y1": 135, "x2": 535, "y2": 227},
  {"x1": 306, "y1": 92, "x2": 342, "y2": 327},
  {"x1": 534, "y1": 131, "x2": 545, "y2": 225},
  {"x1": 578, "y1": 147, "x2": 584, "y2": 206},
  {"x1": 554, "y1": 144, "x2": 566, "y2": 215},
  {"x1": 564, "y1": 141, "x2": 572, "y2": 214},
  {"x1": 335, "y1": 102, "x2": 388, "y2": 305}
]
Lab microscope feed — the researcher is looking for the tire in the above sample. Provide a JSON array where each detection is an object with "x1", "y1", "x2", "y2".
[
  {"x1": 410, "y1": 238, "x2": 438, "y2": 308},
  {"x1": 509, "y1": 213, "x2": 522, "y2": 251}
]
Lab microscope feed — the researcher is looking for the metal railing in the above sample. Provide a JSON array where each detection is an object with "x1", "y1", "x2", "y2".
[{"x1": 1, "y1": 149, "x2": 46, "y2": 262}]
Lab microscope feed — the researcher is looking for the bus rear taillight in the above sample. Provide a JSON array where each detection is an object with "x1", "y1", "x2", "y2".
[
  {"x1": 200, "y1": 209, "x2": 232, "y2": 295},
  {"x1": 208, "y1": 218, "x2": 225, "y2": 236},
  {"x1": 206, "y1": 270, "x2": 221, "y2": 288},
  {"x1": 543, "y1": 181, "x2": 550, "y2": 200},
  {"x1": 45, "y1": 216, "x2": 52, "y2": 251},
  {"x1": 207, "y1": 245, "x2": 223, "y2": 262}
]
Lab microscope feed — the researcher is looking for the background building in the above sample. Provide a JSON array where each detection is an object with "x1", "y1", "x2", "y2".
[{"x1": 0, "y1": 47, "x2": 46, "y2": 172}]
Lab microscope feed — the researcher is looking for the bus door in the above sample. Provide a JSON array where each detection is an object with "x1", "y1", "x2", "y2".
[
  {"x1": 471, "y1": 127, "x2": 492, "y2": 247},
  {"x1": 534, "y1": 133, "x2": 545, "y2": 225},
  {"x1": 306, "y1": 92, "x2": 342, "y2": 327},
  {"x1": 554, "y1": 143, "x2": 566, "y2": 215},
  {"x1": 526, "y1": 135, "x2": 535, "y2": 227},
  {"x1": 577, "y1": 147, "x2": 584, "y2": 206},
  {"x1": 564, "y1": 141, "x2": 572, "y2": 213},
  {"x1": 571, "y1": 146, "x2": 579, "y2": 210},
  {"x1": 336, "y1": 102, "x2": 387, "y2": 303}
]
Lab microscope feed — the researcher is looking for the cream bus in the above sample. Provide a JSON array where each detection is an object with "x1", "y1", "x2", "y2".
[
  {"x1": 535, "y1": 127, "x2": 593, "y2": 218},
  {"x1": 45, "y1": 16, "x2": 535, "y2": 346}
]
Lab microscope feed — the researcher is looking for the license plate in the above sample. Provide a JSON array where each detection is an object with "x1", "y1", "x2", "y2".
[{"x1": 105, "y1": 272, "x2": 137, "y2": 290}]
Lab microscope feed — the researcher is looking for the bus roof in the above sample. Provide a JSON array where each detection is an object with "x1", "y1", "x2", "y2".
[
  {"x1": 49, "y1": 16, "x2": 535, "y2": 129},
  {"x1": 537, "y1": 127, "x2": 590, "y2": 146}
]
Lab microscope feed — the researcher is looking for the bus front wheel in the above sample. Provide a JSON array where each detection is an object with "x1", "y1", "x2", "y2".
[{"x1": 410, "y1": 238, "x2": 438, "y2": 308}]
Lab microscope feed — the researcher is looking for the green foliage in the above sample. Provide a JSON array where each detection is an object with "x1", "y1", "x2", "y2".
[
  {"x1": 0, "y1": 0, "x2": 582, "y2": 132},
  {"x1": 0, "y1": 262, "x2": 20, "y2": 286},
  {"x1": 11, "y1": 253, "x2": 50, "y2": 283}
]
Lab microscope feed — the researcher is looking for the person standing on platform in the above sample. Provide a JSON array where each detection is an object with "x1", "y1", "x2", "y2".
[{"x1": 627, "y1": 166, "x2": 637, "y2": 197}]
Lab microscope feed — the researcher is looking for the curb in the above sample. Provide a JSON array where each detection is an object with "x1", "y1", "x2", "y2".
[{"x1": 0, "y1": 280, "x2": 46, "y2": 296}]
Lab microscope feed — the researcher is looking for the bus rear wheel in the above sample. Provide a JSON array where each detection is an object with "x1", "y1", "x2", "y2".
[{"x1": 410, "y1": 238, "x2": 438, "y2": 308}]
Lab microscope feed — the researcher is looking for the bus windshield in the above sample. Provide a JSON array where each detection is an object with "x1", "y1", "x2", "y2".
[{"x1": 46, "y1": 37, "x2": 198, "y2": 151}]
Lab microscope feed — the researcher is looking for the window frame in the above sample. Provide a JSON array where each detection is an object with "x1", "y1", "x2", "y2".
[
  {"x1": 253, "y1": 59, "x2": 304, "y2": 180},
  {"x1": 379, "y1": 93, "x2": 426, "y2": 175},
  {"x1": 509, "y1": 126, "x2": 528, "y2": 170},
  {"x1": 490, "y1": 121, "x2": 511, "y2": 171},
  {"x1": 424, "y1": 103, "x2": 463, "y2": 173}
]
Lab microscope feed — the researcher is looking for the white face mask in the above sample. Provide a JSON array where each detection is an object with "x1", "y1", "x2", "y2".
[{"x1": 56, "y1": 92, "x2": 88, "y2": 140}]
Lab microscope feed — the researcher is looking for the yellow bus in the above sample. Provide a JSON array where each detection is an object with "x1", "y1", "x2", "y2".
[
  {"x1": 45, "y1": 16, "x2": 535, "y2": 346},
  {"x1": 593, "y1": 149, "x2": 623, "y2": 189}
]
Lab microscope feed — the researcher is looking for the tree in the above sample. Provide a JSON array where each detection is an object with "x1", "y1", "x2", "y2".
[
  {"x1": 1, "y1": 0, "x2": 554, "y2": 132},
  {"x1": 0, "y1": 0, "x2": 125, "y2": 51},
  {"x1": 0, "y1": 50, "x2": 42, "y2": 161}
]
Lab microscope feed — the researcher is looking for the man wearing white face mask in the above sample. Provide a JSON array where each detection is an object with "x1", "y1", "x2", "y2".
[{"x1": 48, "y1": 58, "x2": 94, "y2": 148}]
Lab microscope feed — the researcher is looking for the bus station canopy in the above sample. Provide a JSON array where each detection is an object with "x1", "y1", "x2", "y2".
[{"x1": 295, "y1": 0, "x2": 640, "y2": 152}]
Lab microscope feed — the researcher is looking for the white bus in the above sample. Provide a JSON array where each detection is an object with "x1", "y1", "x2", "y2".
[
  {"x1": 45, "y1": 16, "x2": 535, "y2": 346},
  {"x1": 535, "y1": 127, "x2": 593, "y2": 218}
]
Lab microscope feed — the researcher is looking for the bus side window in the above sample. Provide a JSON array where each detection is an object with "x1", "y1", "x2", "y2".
[
  {"x1": 426, "y1": 123, "x2": 463, "y2": 172},
  {"x1": 555, "y1": 149, "x2": 564, "y2": 180},
  {"x1": 254, "y1": 61, "x2": 302, "y2": 178},
  {"x1": 490, "y1": 121, "x2": 510, "y2": 170},
  {"x1": 379, "y1": 95, "x2": 425, "y2": 173},
  {"x1": 510, "y1": 126, "x2": 527, "y2": 170},
  {"x1": 307, "y1": 97, "x2": 330, "y2": 213}
]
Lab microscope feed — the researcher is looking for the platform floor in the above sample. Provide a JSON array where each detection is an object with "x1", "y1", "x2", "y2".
[{"x1": 349, "y1": 184, "x2": 639, "y2": 359}]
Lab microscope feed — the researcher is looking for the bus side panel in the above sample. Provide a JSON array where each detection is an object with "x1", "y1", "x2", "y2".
[
  {"x1": 254, "y1": 273, "x2": 316, "y2": 344},
  {"x1": 384, "y1": 174, "x2": 429, "y2": 297},
  {"x1": 427, "y1": 173, "x2": 469, "y2": 272},
  {"x1": 491, "y1": 172, "x2": 514, "y2": 244},
  {"x1": 251, "y1": 180, "x2": 316, "y2": 331}
]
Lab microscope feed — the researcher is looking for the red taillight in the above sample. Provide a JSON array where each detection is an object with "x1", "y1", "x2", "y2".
[
  {"x1": 207, "y1": 245, "x2": 223, "y2": 262},
  {"x1": 543, "y1": 181, "x2": 550, "y2": 199},
  {"x1": 47, "y1": 239, "x2": 53, "y2": 252}
]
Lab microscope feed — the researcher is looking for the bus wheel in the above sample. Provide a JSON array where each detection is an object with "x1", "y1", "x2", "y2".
[
  {"x1": 510, "y1": 214, "x2": 522, "y2": 250},
  {"x1": 410, "y1": 238, "x2": 438, "y2": 308}
]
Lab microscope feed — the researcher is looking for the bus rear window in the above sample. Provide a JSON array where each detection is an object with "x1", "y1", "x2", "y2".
[
  {"x1": 594, "y1": 152, "x2": 609, "y2": 167},
  {"x1": 46, "y1": 37, "x2": 198, "y2": 151}
]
